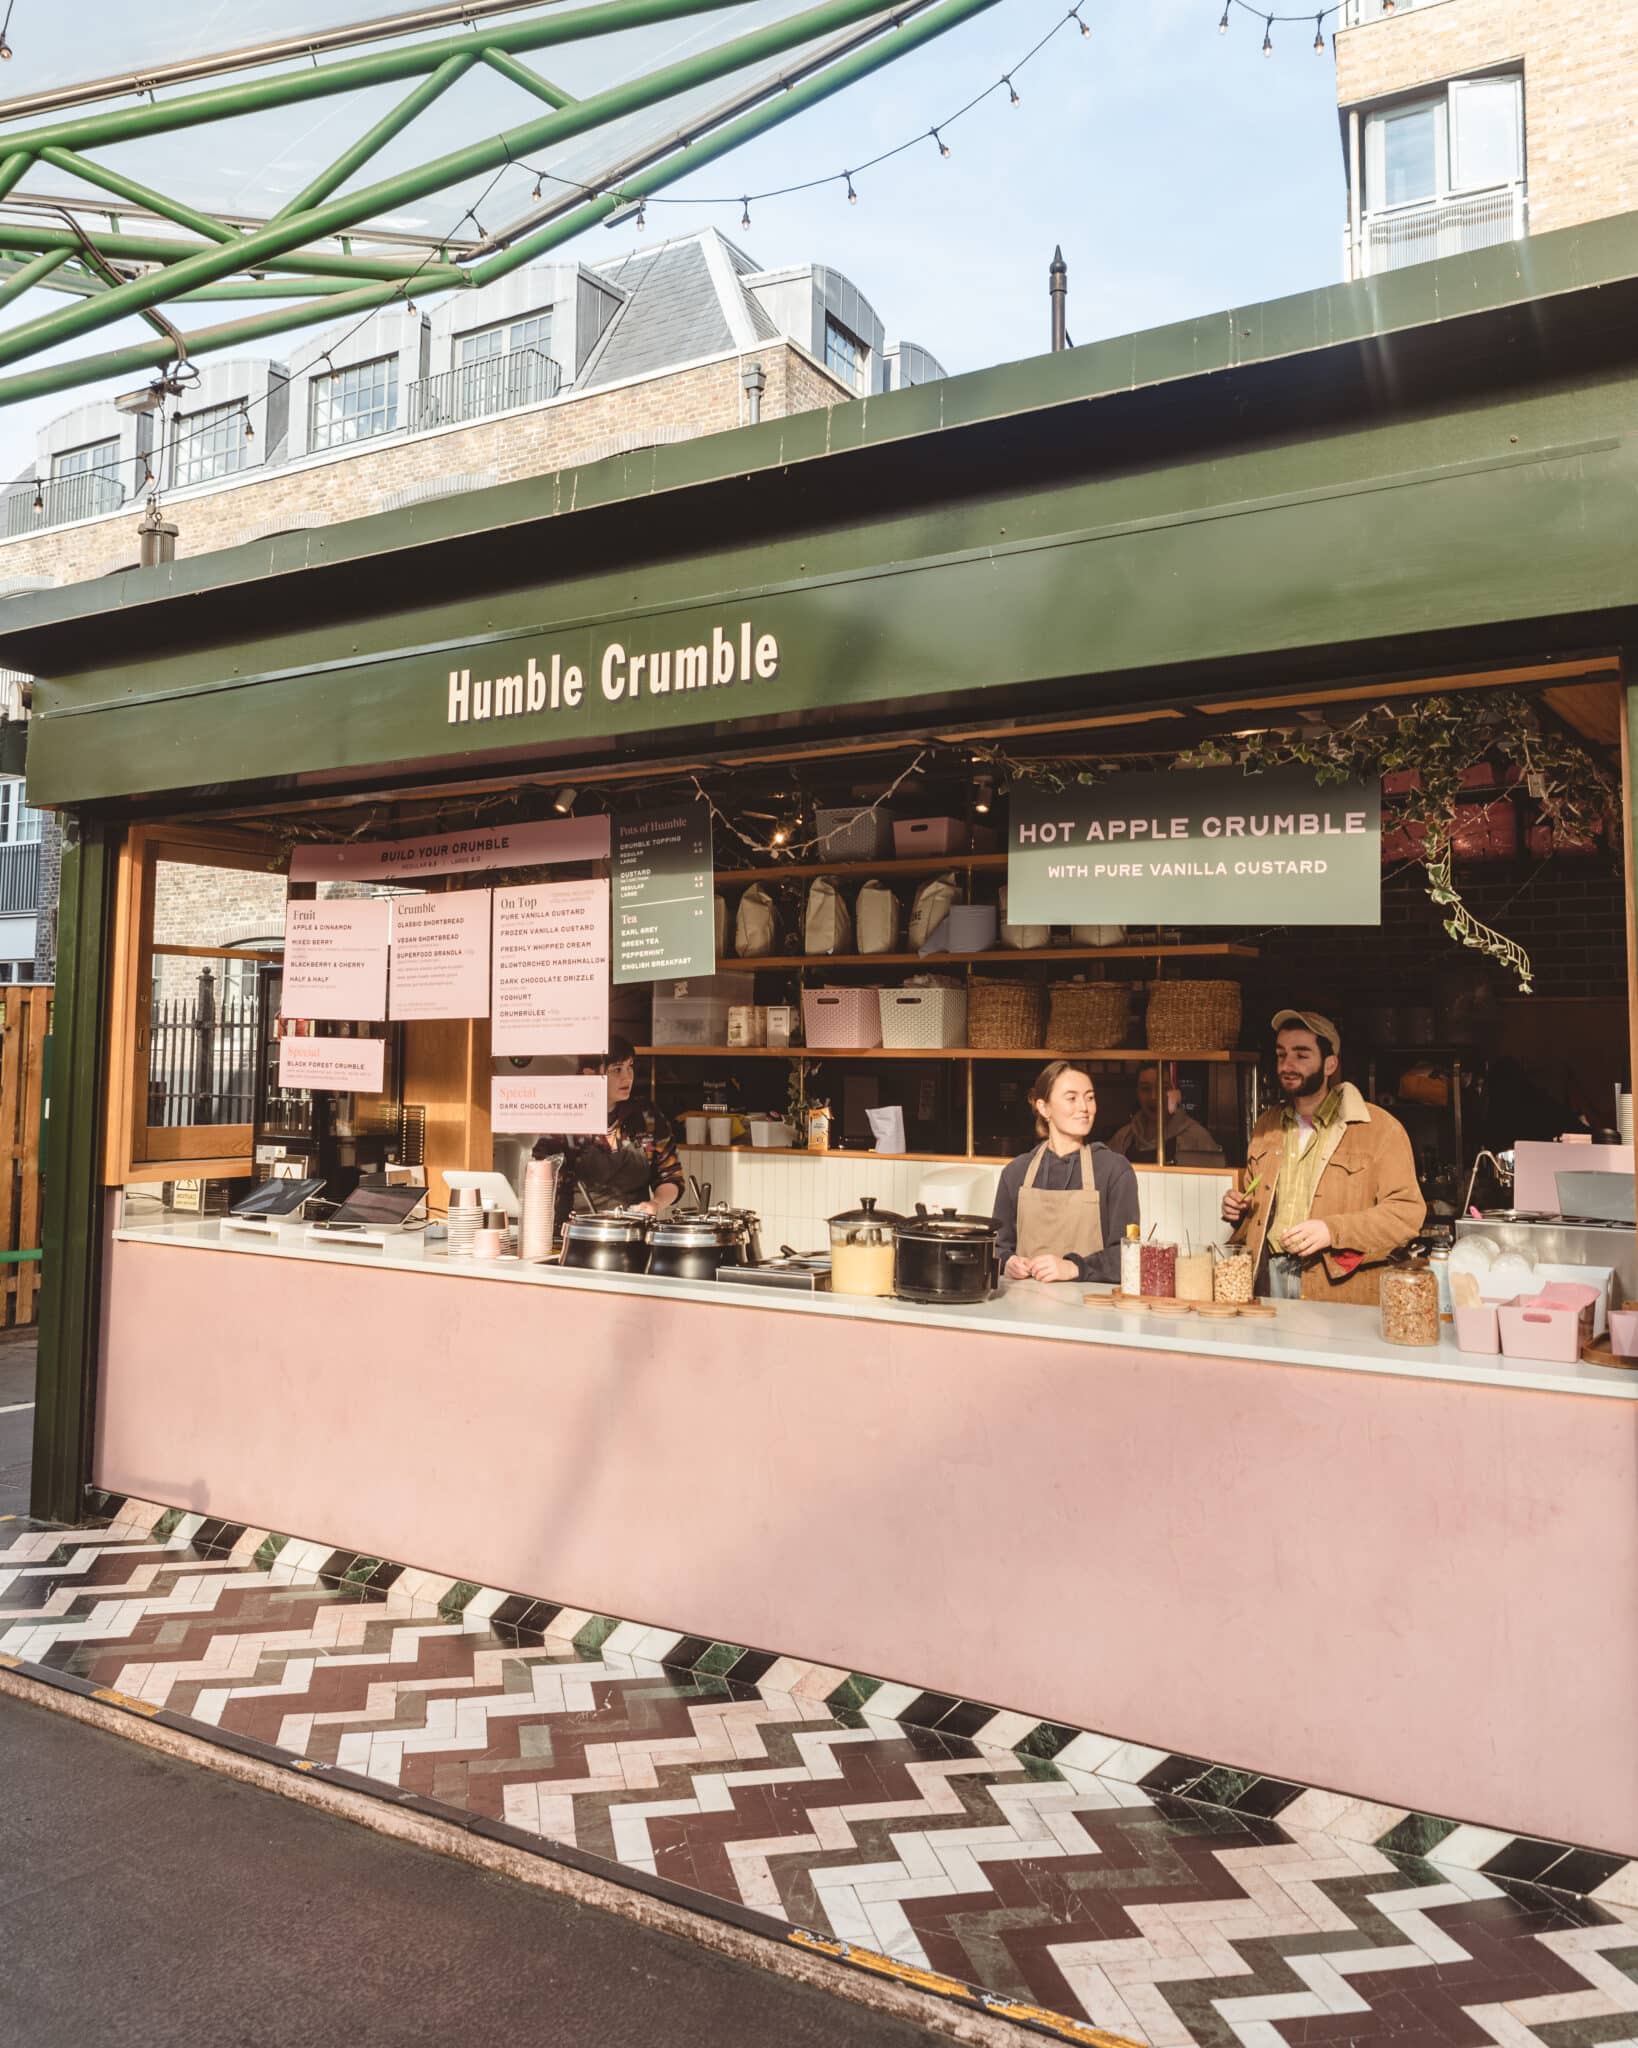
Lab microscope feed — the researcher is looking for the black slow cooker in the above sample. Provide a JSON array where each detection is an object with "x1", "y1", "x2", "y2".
[
  {"x1": 560, "y1": 1210, "x2": 650, "y2": 1273},
  {"x1": 648, "y1": 1209, "x2": 753, "y2": 1282},
  {"x1": 894, "y1": 1206, "x2": 998, "y2": 1304}
]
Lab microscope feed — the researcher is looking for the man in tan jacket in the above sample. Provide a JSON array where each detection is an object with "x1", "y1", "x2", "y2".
[{"x1": 1221, "y1": 1010, "x2": 1426, "y2": 1306}]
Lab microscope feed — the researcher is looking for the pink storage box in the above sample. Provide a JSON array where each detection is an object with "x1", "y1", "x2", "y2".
[
  {"x1": 1608, "y1": 1307, "x2": 1638, "y2": 1359},
  {"x1": 894, "y1": 817, "x2": 970, "y2": 858},
  {"x1": 1498, "y1": 1285, "x2": 1598, "y2": 1364},
  {"x1": 1452, "y1": 1302, "x2": 1501, "y2": 1355},
  {"x1": 801, "y1": 986, "x2": 883, "y2": 1049}
]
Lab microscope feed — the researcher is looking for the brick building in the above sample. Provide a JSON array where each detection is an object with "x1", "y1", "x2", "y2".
[
  {"x1": 1334, "y1": 0, "x2": 1638, "y2": 278},
  {"x1": 0, "y1": 227, "x2": 945, "y2": 979}
]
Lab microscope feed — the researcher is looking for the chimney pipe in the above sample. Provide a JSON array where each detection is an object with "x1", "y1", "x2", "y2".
[
  {"x1": 742, "y1": 359, "x2": 766, "y2": 425},
  {"x1": 137, "y1": 496, "x2": 178, "y2": 569},
  {"x1": 1049, "y1": 246, "x2": 1068, "y2": 353}
]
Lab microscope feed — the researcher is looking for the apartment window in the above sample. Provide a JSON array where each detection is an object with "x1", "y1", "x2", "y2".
[
  {"x1": 824, "y1": 316, "x2": 865, "y2": 394},
  {"x1": 1365, "y1": 75, "x2": 1522, "y2": 209},
  {"x1": 51, "y1": 437, "x2": 119, "y2": 486},
  {"x1": 0, "y1": 780, "x2": 42, "y2": 844},
  {"x1": 172, "y1": 398, "x2": 249, "y2": 487},
  {"x1": 309, "y1": 353, "x2": 398, "y2": 450},
  {"x1": 456, "y1": 310, "x2": 554, "y2": 365}
]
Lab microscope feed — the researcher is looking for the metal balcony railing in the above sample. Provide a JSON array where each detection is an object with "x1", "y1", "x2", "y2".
[
  {"x1": 1348, "y1": 182, "x2": 1526, "y2": 279},
  {"x1": 405, "y1": 347, "x2": 562, "y2": 433},
  {"x1": 0, "y1": 841, "x2": 41, "y2": 915},
  {"x1": 6, "y1": 469, "x2": 126, "y2": 535}
]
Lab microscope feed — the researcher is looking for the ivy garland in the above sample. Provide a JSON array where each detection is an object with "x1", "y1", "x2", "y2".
[{"x1": 1174, "y1": 692, "x2": 1620, "y2": 994}]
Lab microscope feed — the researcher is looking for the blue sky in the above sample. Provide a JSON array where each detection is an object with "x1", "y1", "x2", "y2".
[{"x1": 0, "y1": 0, "x2": 1347, "y2": 476}]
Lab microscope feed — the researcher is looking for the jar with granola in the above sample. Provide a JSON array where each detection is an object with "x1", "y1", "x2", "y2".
[{"x1": 1380, "y1": 1260, "x2": 1440, "y2": 1347}]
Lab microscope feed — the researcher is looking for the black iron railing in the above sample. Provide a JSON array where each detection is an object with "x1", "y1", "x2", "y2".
[
  {"x1": 406, "y1": 347, "x2": 562, "y2": 432},
  {"x1": 148, "y1": 969, "x2": 259, "y2": 1127}
]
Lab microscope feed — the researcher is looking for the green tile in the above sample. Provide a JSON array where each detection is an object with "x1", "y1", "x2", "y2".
[
  {"x1": 1020, "y1": 1754, "x2": 1066, "y2": 1784},
  {"x1": 152, "y1": 1507, "x2": 183, "y2": 1539},
  {"x1": 572, "y1": 1614, "x2": 619, "y2": 1655},
  {"x1": 692, "y1": 1640, "x2": 747, "y2": 1677},
  {"x1": 1379, "y1": 1813, "x2": 1459, "y2": 1858},
  {"x1": 252, "y1": 1531, "x2": 289, "y2": 1571},
  {"x1": 438, "y1": 1579, "x2": 481, "y2": 1619},
  {"x1": 823, "y1": 1673, "x2": 882, "y2": 1715},
  {"x1": 342, "y1": 1555, "x2": 383, "y2": 1585},
  {"x1": 1015, "y1": 1721, "x2": 1077, "y2": 1762},
  {"x1": 1189, "y1": 1768, "x2": 1259, "y2": 1809}
]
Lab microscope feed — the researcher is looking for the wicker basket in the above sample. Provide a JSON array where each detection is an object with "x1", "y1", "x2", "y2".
[
  {"x1": 1145, "y1": 978, "x2": 1243, "y2": 1052},
  {"x1": 968, "y1": 978, "x2": 1046, "y2": 1049},
  {"x1": 1046, "y1": 981, "x2": 1131, "y2": 1052}
]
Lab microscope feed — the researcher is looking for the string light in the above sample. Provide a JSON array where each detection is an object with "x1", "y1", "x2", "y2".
[
  {"x1": 1263, "y1": 14, "x2": 1274, "y2": 54},
  {"x1": 1219, "y1": 2, "x2": 1230, "y2": 27},
  {"x1": 1005, "y1": 74, "x2": 1020, "y2": 105},
  {"x1": 844, "y1": 172, "x2": 857, "y2": 203},
  {"x1": 531, "y1": 176, "x2": 543, "y2": 200},
  {"x1": 242, "y1": 410, "x2": 254, "y2": 441},
  {"x1": 740, "y1": 197, "x2": 751, "y2": 228},
  {"x1": 30, "y1": 484, "x2": 41, "y2": 515},
  {"x1": 635, "y1": 200, "x2": 646, "y2": 230},
  {"x1": 1072, "y1": 5, "x2": 1089, "y2": 34},
  {"x1": 1218, "y1": 0, "x2": 1347, "y2": 49},
  {"x1": 931, "y1": 126, "x2": 950, "y2": 157},
  {"x1": 1313, "y1": 13, "x2": 1325, "y2": 48},
  {"x1": 0, "y1": 0, "x2": 15, "y2": 61}
]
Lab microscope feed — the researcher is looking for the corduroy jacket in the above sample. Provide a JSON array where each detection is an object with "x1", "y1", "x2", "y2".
[{"x1": 1235, "y1": 1081, "x2": 1426, "y2": 1305}]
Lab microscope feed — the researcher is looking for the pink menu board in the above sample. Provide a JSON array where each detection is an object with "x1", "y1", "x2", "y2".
[
  {"x1": 277, "y1": 1036, "x2": 386, "y2": 1093},
  {"x1": 282, "y1": 899, "x2": 390, "y2": 1022},
  {"x1": 491, "y1": 1076, "x2": 606, "y2": 1135},
  {"x1": 491, "y1": 878, "x2": 608, "y2": 1058},
  {"x1": 389, "y1": 891, "x2": 491, "y2": 1020}
]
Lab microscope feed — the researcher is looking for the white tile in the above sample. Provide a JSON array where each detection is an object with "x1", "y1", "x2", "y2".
[{"x1": 1429, "y1": 1824, "x2": 1516, "y2": 1871}]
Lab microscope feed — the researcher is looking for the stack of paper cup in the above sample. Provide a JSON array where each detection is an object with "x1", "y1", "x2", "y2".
[
  {"x1": 1617, "y1": 1088, "x2": 1634, "y2": 1146},
  {"x1": 521, "y1": 1155, "x2": 557, "y2": 1263}
]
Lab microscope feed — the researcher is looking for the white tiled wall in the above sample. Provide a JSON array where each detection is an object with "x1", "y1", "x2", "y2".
[{"x1": 678, "y1": 1147, "x2": 1234, "y2": 1258}]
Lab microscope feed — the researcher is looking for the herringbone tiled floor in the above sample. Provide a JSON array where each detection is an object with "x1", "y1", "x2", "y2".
[{"x1": 4, "y1": 1501, "x2": 1635, "y2": 2048}]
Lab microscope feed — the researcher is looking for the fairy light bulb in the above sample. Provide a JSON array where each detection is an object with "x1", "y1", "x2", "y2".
[
  {"x1": 932, "y1": 126, "x2": 949, "y2": 157},
  {"x1": 741, "y1": 198, "x2": 751, "y2": 228},
  {"x1": 1005, "y1": 74, "x2": 1020, "y2": 105},
  {"x1": 531, "y1": 175, "x2": 543, "y2": 200},
  {"x1": 1314, "y1": 13, "x2": 1325, "y2": 48},
  {"x1": 1219, "y1": 2, "x2": 1230, "y2": 28},
  {"x1": 636, "y1": 201, "x2": 646, "y2": 230},
  {"x1": 1262, "y1": 14, "x2": 1274, "y2": 54},
  {"x1": 845, "y1": 173, "x2": 857, "y2": 203}
]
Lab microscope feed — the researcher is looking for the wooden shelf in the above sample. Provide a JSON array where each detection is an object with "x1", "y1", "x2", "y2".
[
  {"x1": 641, "y1": 1045, "x2": 1260, "y2": 1064},
  {"x1": 713, "y1": 852, "x2": 1007, "y2": 886},
  {"x1": 714, "y1": 943, "x2": 1258, "y2": 969}
]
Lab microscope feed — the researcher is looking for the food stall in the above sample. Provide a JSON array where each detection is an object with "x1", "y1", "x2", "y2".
[{"x1": 14, "y1": 213, "x2": 1638, "y2": 1856}]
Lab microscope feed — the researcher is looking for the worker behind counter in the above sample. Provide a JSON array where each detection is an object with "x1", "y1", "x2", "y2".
[
  {"x1": 1221, "y1": 1009, "x2": 1425, "y2": 1305},
  {"x1": 993, "y1": 1059, "x2": 1141, "y2": 1285},
  {"x1": 1107, "y1": 1065, "x2": 1225, "y2": 1168},
  {"x1": 533, "y1": 1036, "x2": 685, "y2": 1223}
]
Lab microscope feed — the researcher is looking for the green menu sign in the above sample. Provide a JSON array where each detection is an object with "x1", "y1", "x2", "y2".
[
  {"x1": 1008, "y1": 767, "x2": 1381, "y2": 927},
  {"x1": 613, "y1": 804, "x2": 716, "y2": 984}
]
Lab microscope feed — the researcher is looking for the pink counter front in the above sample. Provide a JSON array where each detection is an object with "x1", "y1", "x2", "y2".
[{"x1": 98, "y1": 1216, "x2": 1638, "y2": 1857}]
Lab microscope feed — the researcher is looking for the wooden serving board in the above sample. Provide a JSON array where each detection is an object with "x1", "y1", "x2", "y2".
[
  {"x1": 1094, "y1": 1292, "x2": 1192, "y2": 1312},
  {"x1": 1580, "y1": 1338, "x2": 1638, "y2": 1371}
]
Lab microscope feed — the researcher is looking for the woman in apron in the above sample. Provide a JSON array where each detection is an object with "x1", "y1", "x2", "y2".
[
  {"x1": 992, "y1": 1059, "x2": 1141, "y2": 1284},
  {"x1": 533, "y1": 1036, "x2": 685, "y2": 1225}
]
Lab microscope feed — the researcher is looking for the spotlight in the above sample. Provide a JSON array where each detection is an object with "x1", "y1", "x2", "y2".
[
  {"x1": 973, "y1": 774, "x2": 995, "y2": 816},
  {"x1": 552, "y1": 786, "x2": 578, "y2": 816}
]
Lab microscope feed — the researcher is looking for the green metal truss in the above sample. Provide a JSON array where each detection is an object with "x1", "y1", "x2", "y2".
[{"x1": 0, "y1": 0, "x2": 1003, "y2": 409}]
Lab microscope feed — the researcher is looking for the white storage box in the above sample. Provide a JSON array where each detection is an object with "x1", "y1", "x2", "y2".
[
  {"x1": 894, "y1": 816, "x2": 969, "y2": 857},
  {"x1": 879, "y1": 987, "x2": 968, "y2": 1048},
  {"x1": 748, "y1": 1118, "x2": 795, "y2": 1148},
  {"x1": 802, "y1": 986, "x2": 883, "y2": 1049},
  {"x1": 651, "y1": 996, "x2": 731, "y2": 1045},
  {"x1": 815, "y1": 806, "x2": 895, "y2": 862}
]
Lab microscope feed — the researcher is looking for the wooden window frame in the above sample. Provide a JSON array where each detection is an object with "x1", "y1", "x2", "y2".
[{"x1": 104, "y1": 822, "x2": 285, "y2": 1186}]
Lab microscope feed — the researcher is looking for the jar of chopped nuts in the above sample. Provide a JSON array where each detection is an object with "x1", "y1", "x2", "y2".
[{"x1": 1380, "y1": 1259, "x2": 1440, "y2": 1347}]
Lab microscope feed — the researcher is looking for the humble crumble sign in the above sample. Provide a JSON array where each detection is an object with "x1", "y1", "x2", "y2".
[
  {"x1": 446, "y1": 619, "x2": 780, "y2": 726},
  {"x1": 1007, "y1": 766, "x2": 1382, "y2": 926}
]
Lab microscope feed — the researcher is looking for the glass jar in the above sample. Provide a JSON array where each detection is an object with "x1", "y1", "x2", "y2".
[
  {"x1": 827, "y1": 1195, "x2": 904, "y2": 1297},
  {"x1": 1213, "y1": 1247, "x2": 1255, "y2": 1303},
  {"x1": 1139, "y1": 1241, "x2": 1178, "y2": 1299},
  {"x1": 1380, "y1": 1260, "x2": 1441, "y2": 1347}
]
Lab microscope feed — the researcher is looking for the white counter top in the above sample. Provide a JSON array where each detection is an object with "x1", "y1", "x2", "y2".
[{"x1": 110, "y1": 1214, "x2": 1638, "y2": 1402}]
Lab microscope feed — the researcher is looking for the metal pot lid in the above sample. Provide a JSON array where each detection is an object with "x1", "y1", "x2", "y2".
[
  {"x1": 563, "y1": 1210, "x2": 650, "y2": 1242},
  {"x1": 652, "y1": 1214, "x2": 747, "y2": 1248},
  {"x1": 827, "y1": 1194, "x2": 906, "y2": 1227},
  {"x1": 898, "y1": 1205, "x2": 995, "y2": 1241}
]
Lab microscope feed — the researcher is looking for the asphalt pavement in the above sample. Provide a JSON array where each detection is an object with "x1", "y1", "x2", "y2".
[{"x1": 0, "y1": 1327, "x2": 34, "y2": 1518}]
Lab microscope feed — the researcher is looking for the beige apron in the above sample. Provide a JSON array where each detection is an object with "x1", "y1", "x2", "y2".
[{"x1": 1016, "y1": 1143, "x2": 1104, "y2": 1264}]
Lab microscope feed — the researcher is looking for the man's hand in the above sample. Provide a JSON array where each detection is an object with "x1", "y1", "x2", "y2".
[
  {"x1": 1026, "y1": 1254, "x2": 1079, "y2": 1284},
  {"x1": 1221, "y1": 1189, "x2": 1253, "y2": 1225},
  {"x1": 1280, "y1": 1218, "x2": 1333, "y2": 1258},
  {"x1": 1004, "y1": 1254, "x2": 1033, "y2": 1281},
  {"x1": 633, "y1": 1199, "x2": 658, "y2": 1215}
]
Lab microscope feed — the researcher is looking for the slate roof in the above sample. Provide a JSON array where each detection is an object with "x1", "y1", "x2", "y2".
[{"x1": 581, "y1": 230, "x2": 779, "y2": 389}]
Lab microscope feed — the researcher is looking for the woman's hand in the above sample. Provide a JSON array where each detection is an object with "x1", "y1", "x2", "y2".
[
  {"x1": 633, "y1": 1198, "x2": 658, "y2": 1216},
  {"x1": 1021, "y1": 1254, "x2": 1078, "y2": 1283},
  {"x1": 1004, "y1": 1254, "x2": 1033, "y2": 1281}
]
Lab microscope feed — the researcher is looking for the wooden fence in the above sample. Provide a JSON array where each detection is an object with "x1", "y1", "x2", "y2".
[{"x1": 0, "y1": 986, "x2": 49, "y2": 1326}]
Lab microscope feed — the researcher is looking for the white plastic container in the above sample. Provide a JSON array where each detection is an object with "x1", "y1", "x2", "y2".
[
  {"x1": 802, "y1": 987, "x2": 883, "y2": 1049},
  {"x1": 748, "y1": 1118, "x2": 794, "y2": 1149},
  {"x1": 878, "y1": 987, "x2": 968, "y2": 1048},
  {"x1": 707, "y1": 1114, "x2": 733, "y2": 1146},
  {"x1": 683, "y1": 1114, "x2": 709, "y2": 1146}
]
